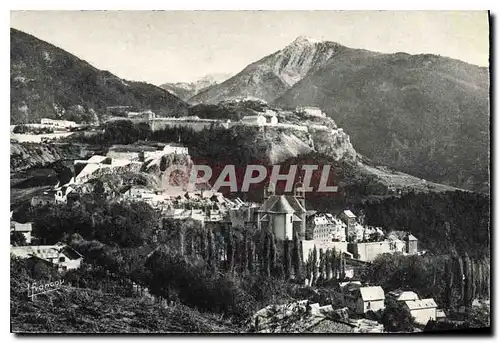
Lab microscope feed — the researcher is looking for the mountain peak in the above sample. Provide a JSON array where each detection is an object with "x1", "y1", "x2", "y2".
[{"x1": 291, "y1": 35, "x2": 321, "y2": 45}]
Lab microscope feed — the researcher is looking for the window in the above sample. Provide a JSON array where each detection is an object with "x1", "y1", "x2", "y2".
[
  {"x1": 290, "y1": 216, "x2": 293, "y2": 223},
  {"x1": 59, "y1": 257, "x2": 65, "y2": 262}
]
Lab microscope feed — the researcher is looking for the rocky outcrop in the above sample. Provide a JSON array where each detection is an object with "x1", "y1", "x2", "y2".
[{"x1": 10, "y1": 142, "x2": 88, "y2": 172}]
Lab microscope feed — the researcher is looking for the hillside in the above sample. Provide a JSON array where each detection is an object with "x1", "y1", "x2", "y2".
[
  {"x1": 274, "y1": 50, "x2": 490, "y2": 192},
  {"x1": 188, "y1": 36, "x2": 489, "y2": 192},
  {"x1": 190, "y1": 37, "x2": 343, "y2": 104},
  {"x1": 160, "y1": 73, "x2": 232, "y2": 101},
  {"x1": 10, "y1": 28, "x2": 189, "y2": 124}
]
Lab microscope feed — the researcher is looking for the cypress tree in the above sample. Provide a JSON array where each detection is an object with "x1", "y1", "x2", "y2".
[
  {"x1": 471, "y1": 259, "x2": 477, "y2": 301},
  {"x1": 463, "y1": 253, "x2": 472, "y2": 307},
  {"x1": 292, "y1": 231, "x2": 302, "y2": 280},
  {"x1": 311, "y1": 245, "x2": 318, "y2": 286},
  {"x1": 270, "y1": 231, "x2": 277, "y2": 275},
  {"x1": 178, "y1": 222, "x2": 185, "y2": 256},
  {"x1": 340, "y1": 252, "x2": 345, "y2": 280},
  {"x1": 318, "y1": 249, "x2": 325, "y2": 282},
  {"x1": 262, "y1": 231, "x2": 270, "y2": 277},
  {"x1": 248, "y1": 240, "x2": 255, "y2": 273},
  {"x1": 242, "y1": 230, "x2": 248, "y2": 274},
  {"x1": 227, "y1": 226, "x2": 234, "y2": 273},
  {"x1": 325, "y1": 249, "x2": 332, "y2": 280},
  {"x1": 207, "y1": 228, "x2": 216, "y2": 273},
  {"x1": 284, "y1": 239, "x2": 292, "y2": 280},
  {"x1": 456, "y1": 253, "x2": 465, "y2": 303},
  {"x1": 200, "y1": 228, "x2": 207, "y2": 260},
  {"x1": 444, "y1": 255, "x2": 454, "y2": 308}
]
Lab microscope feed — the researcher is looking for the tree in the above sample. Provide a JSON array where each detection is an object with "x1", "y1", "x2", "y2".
[
  {"x1": 382, "y1": 299, "x2": 414, "y2": 332},
  {"x1": 10, "y1": 232, "x2": 26, "y2": 246},
  {"x1": 325, "y1": 249, "x2": 332, "y2": 280},
  {"x1": 226, "y1": 226, "x2": 234, "y2": 273},
  {"x1": 269, "y1": 232, "x2": 277, "y2": 275},
  {"x1": 457, "y1": 254, "x2": 465, "y2": 303},
  {"x1": 248, "y1": 240, "x2": 255, "y2": 273},
  {"x1": 283, "y1": 240, "x2": 291, "y2": 280},
  {"x1": 311, "y1": 245, "x2": 318, "y2": 286},
  {"x1": 463, "y1": 253, "x2": 473, "y2": 308},
  {"x1": 207, "y1": 229, "x2": 216, "y2": 273},
  {"x1": 318, "y1": 249, "x2": 325, "y2": 282},
  {"x1": 292, "y1": 232, "x2": 302, "y2": 280},
  {"x1": 241, "y1": 230, "x2": 248, "y2": 274},
  {"x1": 444, "y1": 255, "x2": 454, "y2": 308}
]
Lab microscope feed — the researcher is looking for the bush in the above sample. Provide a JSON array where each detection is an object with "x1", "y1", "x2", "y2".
[
  {"x1": 382, "y1": 299, "x2": 414, "y2": 332},
  {"x1": 11, "y1": 231, "x2": 26, "y2": 246}
]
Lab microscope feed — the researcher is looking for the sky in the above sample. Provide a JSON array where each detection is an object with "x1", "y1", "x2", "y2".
[{"x1": 10, "y1": 11, "x2": 490, "y2": 85}]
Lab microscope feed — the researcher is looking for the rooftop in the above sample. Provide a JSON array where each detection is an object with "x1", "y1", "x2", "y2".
[
  {"x1": 259, "y1": 194, "x2": 306, "y2": 214},
  {"x1": 359, "y1": 286, "x2": 385, "y2": 301},
  {"x1": 404, "y1": 298, "x2": 437, "y2": 310},
  {"x1": 343, "y1": 209, "x2": 356, "y2": 218}
]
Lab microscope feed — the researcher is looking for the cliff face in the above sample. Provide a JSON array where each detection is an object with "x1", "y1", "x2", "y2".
[
  {"x1": 10, "y1": 142, "x2": 88, "y2": 173},
  {"x1": 190, "y1": 37, "x2": 342, "y2": 104}
]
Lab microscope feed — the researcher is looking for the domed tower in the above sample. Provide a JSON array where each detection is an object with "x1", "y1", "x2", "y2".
[
  {"x1": 264, "y1": 181, "x2": 276, "y2": 200},
  {"x1": 294, "y1": 180, "x2": 305, "y2": 209}
]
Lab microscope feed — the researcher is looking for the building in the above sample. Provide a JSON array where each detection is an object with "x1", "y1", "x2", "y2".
[
  {"x1": 436, "y1": 309, "x2": 447, "y2": 322},
  {"x1": 306, "y1": 212, "x2": 347, "y2": 242},
  {"x1": 10, "y1": 222, "x2": 33, "y2": 244},
  {"x1": 343, "y1": 285, "x2": 386, "y2": 315},
  {"x1": 387, "y1": 290, "x2": 419, "y2": 302},
  {"x1": 348, "y1": 238, "x2": 406, "y2": 262},
  {"x1": 262, "y1": 110, "x2": 278, "y2": 125},
  {"x1": 31, "y1": 193, "x2": 55, "y2": 207},
  {"x1": 240, "y1": 114, "x2": 267, "y2": 126},
  {"x1": 54, "y1": 184, "x2": 76, "y2": 204},
  {"x1": 340, "y1": 210, "x2": 357, "y2": 233},
  {"x1": 403, "y1": 298, "x2": 437, "y2": 325},
  {"x1": 10, "y1": 244, "x2": 83, "y2": 272},
  {"x1": 257, "y1": 187, "x2": 306, "y2": 241},
  {"x1": 127, "y1": 110, "x2": 155, "y2": 121},
  {"x1": 40, "y1": 118, "x2": 77, "y2": 128},
  {"x1": 296, "y1": 106, "x2": 326, "y2": 118},
  {"x1": 406, "y1": 233, "x2": 418, "y2": 254},
  {"x1": 106, "y1": 143, "x2": 189, "y2": 161}
]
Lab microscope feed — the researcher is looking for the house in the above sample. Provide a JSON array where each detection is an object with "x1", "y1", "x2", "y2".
[
  {"x1": 387, "y1": 290, "x2": 419, "y2": 302},
  {"x1": 10, "y1": 244, "x2": 83, "y2": 272},
  {"x1": 10, "y1": 222, "x2": 33, "y2": 244},
  {"x1": 403, "y1": 298, "x2": 437, "y2": 325},
  {"x1": 343, "y1": 285, "x2": 385, "y2": 315}
]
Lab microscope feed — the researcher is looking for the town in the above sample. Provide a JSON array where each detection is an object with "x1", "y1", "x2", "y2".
[
  {"x1": 9, "y1": 13, "x2": 490, "y2": 334},
  {"x1": 11, "y1": 120, "x2": 453, "y2": 332}
]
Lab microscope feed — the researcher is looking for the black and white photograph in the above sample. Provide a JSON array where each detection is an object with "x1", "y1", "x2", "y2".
[{"x1": 8, "y1": 10, "x2": 491, "y2": 334}]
